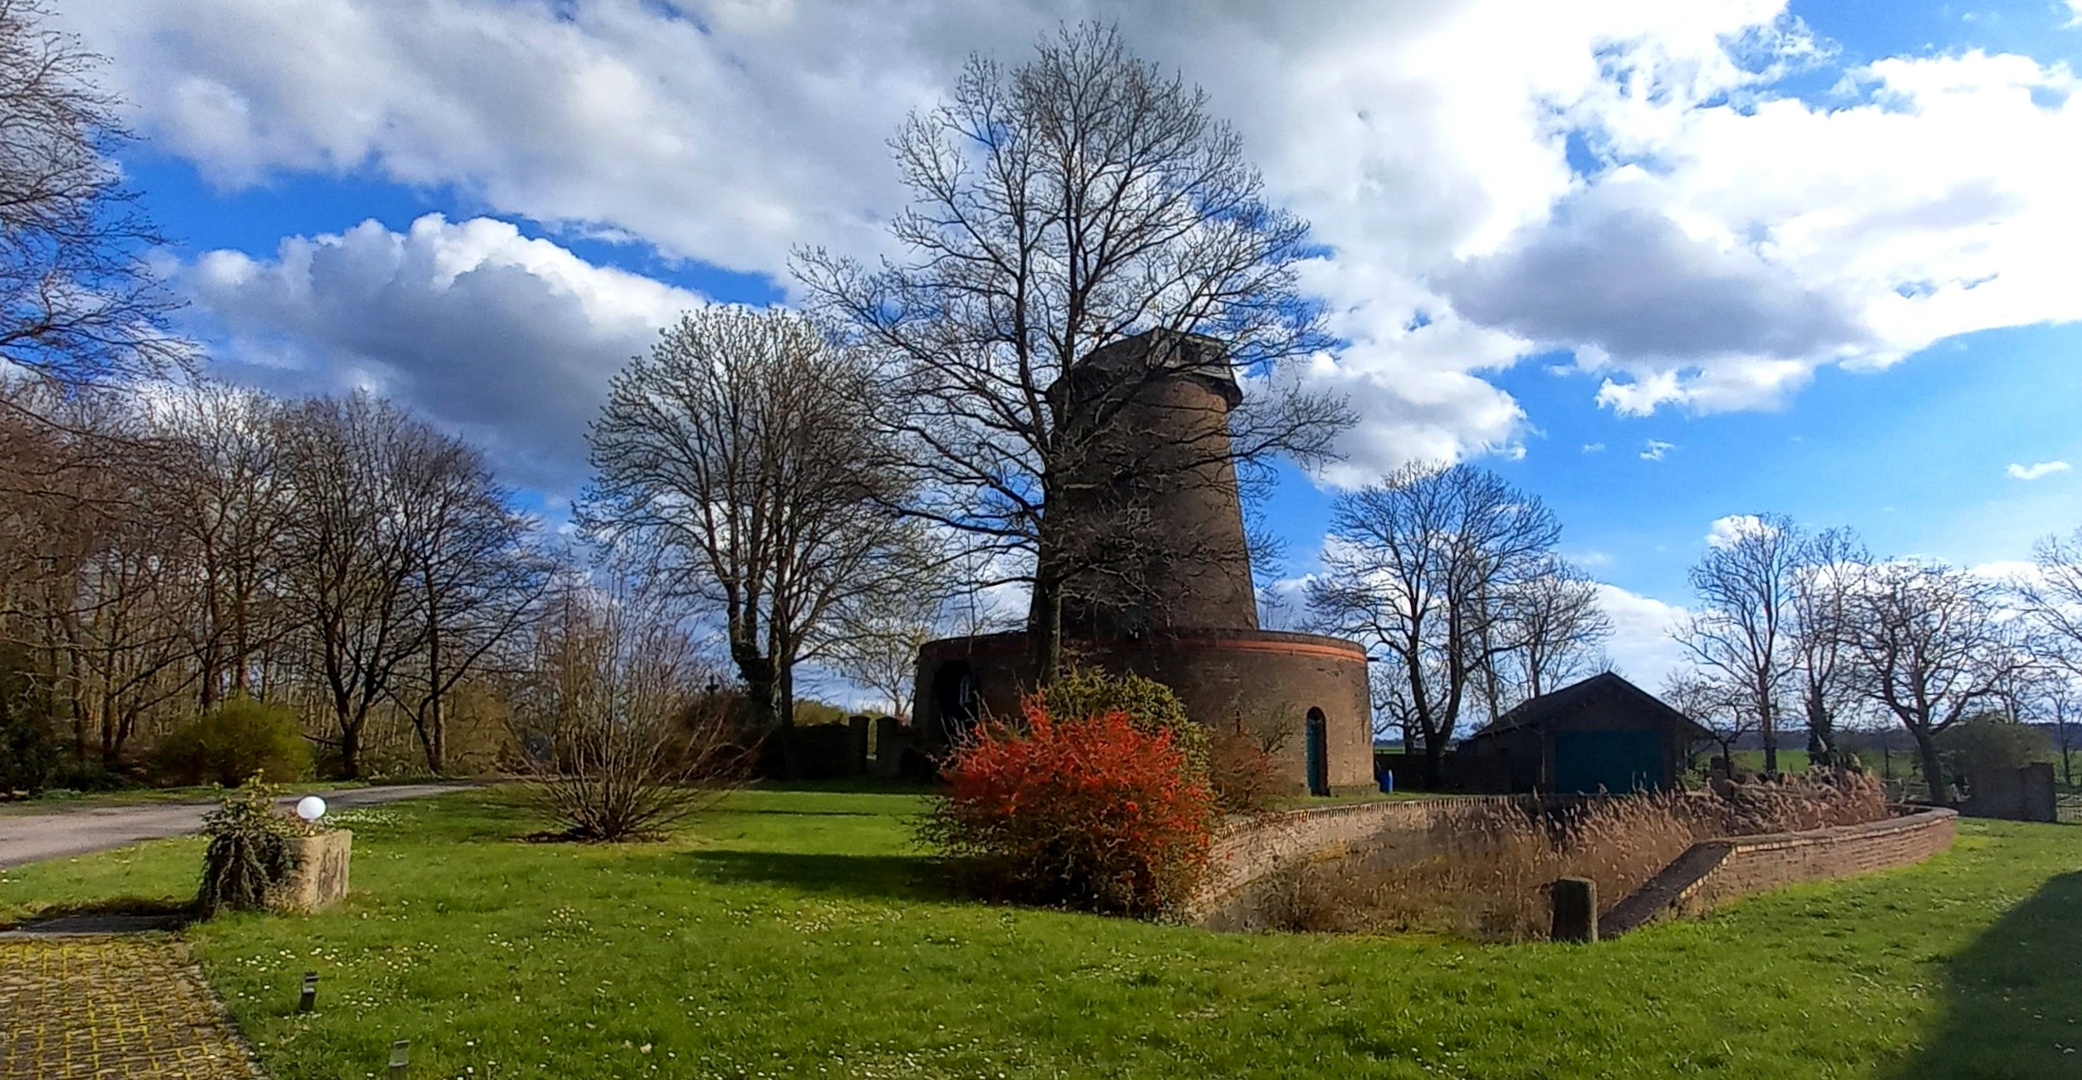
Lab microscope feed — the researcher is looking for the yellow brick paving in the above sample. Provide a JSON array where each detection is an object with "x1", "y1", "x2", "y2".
[{"x1": 0, "y1": 937, "x2": 262, "y2": 1079}]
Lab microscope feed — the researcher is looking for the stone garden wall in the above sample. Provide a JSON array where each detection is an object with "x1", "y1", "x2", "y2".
[
  {"x1": 1188, "y1": 797, "x2": 1546, "y2": 927},
  {"x1": 1602, "y1": 807, "x2": 1957, "y2": 936},
  {"x1": 1189, "y1": 797, "x2": 1957, "y2": 935}
]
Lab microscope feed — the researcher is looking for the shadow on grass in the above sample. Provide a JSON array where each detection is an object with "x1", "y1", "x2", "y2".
[
  {"x1": 749, "y1": 777, "x2": 938, "y2": 795},
  {"x1": 0, "y1": 896, "x2": 197, "y2": 931},
  {"x1": 1892, "y1": 870, "x2": 2082, "y2": 1079},
  {"x1": 675, "y1": 849, "x2": 946, "y2": 903}
]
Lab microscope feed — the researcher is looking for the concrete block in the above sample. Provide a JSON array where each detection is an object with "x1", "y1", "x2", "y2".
[{"x1": 270, "y1": 830, "x2": 352, "y2": 914}]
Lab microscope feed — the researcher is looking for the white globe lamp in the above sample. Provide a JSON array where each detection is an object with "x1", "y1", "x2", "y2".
[{"x1": 295, "y1": 795, "x2": 328, "y2": 823}]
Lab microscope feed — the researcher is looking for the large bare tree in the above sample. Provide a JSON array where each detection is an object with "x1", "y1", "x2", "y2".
[
  {"x1": 2021, "y1": 527, "x2": 2082, "y2": 676},
  {"x1": 1681, "y1": 513, "x2": 1801, "y2": 774},
  {"x1": 0, "y1": 0, "x2": 189, "y2": 387},
  {"x1": 1306, "y1": 462, "x2": 1565, "y2": 787},
  {"x1": 1788, "y1": 526, "x2": 1868, "y2": 767},
  {"x1": 151, "y1": 384, "x2": 297, "y2": 709},
  {"x1": 582, "y1": 305, "x2": 925, "y2": 771},
  {"x1": 280, "y1": 393, "x2": 530, "y2": 778},
  {"x1": 387, "y1": 440, "x2": 549, "y2": 773},
  {"x1": 1836, "y1": 560, "x2": 2025, "y2": 805},
  {"x1": 797, "y1": 23, "x2": 1349, "y2": 681},
  {"x1": 1483, "y1": 556, "x2": 1611, "y2": 714}
]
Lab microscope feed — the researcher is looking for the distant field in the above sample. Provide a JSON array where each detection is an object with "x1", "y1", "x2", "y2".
[{"x1": 3, "y1": 785, "x2": 2079, "y2": 1079}]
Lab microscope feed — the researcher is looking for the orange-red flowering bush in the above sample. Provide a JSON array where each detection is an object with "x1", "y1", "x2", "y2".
[{"x1": 919, "y1": 700, "x2": 1217, "y2": 917}]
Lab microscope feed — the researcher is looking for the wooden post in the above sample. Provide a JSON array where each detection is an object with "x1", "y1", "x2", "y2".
[{"x1": 1551, "y1": 877, "x2": 1597, "y2": 943}]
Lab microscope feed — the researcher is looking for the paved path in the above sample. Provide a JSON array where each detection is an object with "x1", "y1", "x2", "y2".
[
  {"x1": 0, "y1": 936, "x2": 260, "y2": 1079},
  {"x1": 0, "y1": 784, "x2": 473, "y2": 869}
]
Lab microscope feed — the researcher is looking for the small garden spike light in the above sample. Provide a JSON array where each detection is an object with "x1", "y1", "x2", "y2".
[
  {"x1": 296, "y1": 795, "x2": 327, "y2": 823},
  {"x1": 298, "y1": 971, "x2": 318, "y2": 1013},
  {"x1": 388, "y1": 1039, "x2": 410, "y2": 1079}
]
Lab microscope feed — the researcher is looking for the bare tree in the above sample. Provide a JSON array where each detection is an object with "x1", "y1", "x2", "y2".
[
  {"x1": 1306, "y1": 462, "x2": 1565, "y2": 787},
  {"x1": 797, "y1": 23, "x2": 1349, "y2": 682},
  {"x1": 582, "y1": 305, "x2": 926, "y2": 773},
  {"x1": 150, "y1": 384, "x2": 296, "y2": 709},
  {"x1": 386, "y1": 443, "x2": 551, "y2": 773},
  {"x1": 1680, "y1": 513, "x2": 1801, "y2": 775},
  {"x1": 510, "y1": 575, "x2": 740, "y2": 841},
  {"x1": 2022, "y1": 526, "x2": 2082, "y2": 673},
  {"x1": 827, "y1": 586, "x2": 950, "y2": 721},
  {"x1": 0, "y1": 0, "x2": 190, "y2": 387},
  {"x1": 280, "y1": 393, "x2": 492, "y2": 778},
  {"x1": 1661, "y1": 668, "x2": 1754, "y2": 776},
  {"x1": 1836, "y1": 561, "x2": 2025, "y2": 806},
  {"x1": 1487, "y1": 556, "x2": 1611, "y2": 711},
  {"x1": 1788, "y1": 526, "x2": 1867, "y2": 767}
]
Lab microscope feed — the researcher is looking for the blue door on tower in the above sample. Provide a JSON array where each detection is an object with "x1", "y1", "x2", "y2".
[{"x1": 1305, "y1": 708, "x2": 1329, "y2": 796}]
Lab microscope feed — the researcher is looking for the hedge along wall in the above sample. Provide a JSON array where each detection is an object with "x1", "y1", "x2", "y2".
[{"x1": 1602, "y1": 807, "x2": 1958, "y2": 937}]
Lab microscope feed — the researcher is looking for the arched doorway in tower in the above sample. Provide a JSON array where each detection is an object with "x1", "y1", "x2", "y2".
[
  {"x1": 1304, "y1": 707, "x2": 1329, "y2": 796},
  {"x1": 930, "y1": 661, "x2": 980, "y2": 746}
]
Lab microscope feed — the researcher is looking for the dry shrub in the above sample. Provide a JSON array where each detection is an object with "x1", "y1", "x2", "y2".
[
  {"x1": 511, "y1": 583, "x2": 747, "y2": 842},
  {"x1": 1207, "y1": 713, "x2": 1291, "y2": 816},
  {"x1": 1259, "y1": 770, "x2": 1891, "y2": 940}
]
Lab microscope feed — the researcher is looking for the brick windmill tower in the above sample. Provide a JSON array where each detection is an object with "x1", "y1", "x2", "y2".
[{"x1": 909, "y1": 330, "x2": 1372, "y2": 795}]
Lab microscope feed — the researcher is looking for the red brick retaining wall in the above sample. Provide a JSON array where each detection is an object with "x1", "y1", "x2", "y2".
[
  {"x1": 1188, "y1": 796, "x2": 1563, "y2": 926},
  {"x1": 1603, "y1": 807, "x2": 1957, "y2": 936}
]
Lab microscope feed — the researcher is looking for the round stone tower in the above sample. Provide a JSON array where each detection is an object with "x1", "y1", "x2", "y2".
[
  {"x1": 1050, "y1": 331, "x2": 1258, "y2": 637},
  {"x1": 911, "y1": 330, "x2": 1374, "y2": 795}
]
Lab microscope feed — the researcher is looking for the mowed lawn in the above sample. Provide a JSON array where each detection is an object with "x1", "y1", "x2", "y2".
[{"x1": 3, "y1": 788, "x2": 2079, "y2": 1080}]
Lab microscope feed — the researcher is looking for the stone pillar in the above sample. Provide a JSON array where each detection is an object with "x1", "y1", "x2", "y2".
[
  {"x1": 1551, "y1": 876, "x2": 1597, "y2": 943},
  {"x1": 847, "y1": 715, "x2": 871, "y2": 776},
  {"x1": 270, "y1": 830, "x2": 352, "y2": 914},
  {"x1": 873, "y1": 717, "x2": 904, "y2": 779},
  {"x1": 2022, "y1": 762, "x2": 2057, "y2": 823}
]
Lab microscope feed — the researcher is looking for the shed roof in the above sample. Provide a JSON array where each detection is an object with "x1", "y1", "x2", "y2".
[{"x1": 1463, "y1": 671, "x2": 1711, "y2": 743}]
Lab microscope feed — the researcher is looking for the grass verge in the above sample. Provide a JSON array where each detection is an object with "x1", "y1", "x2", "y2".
[{"x1": 1, "y1": 786, "x2": 2077, "y2": 1079}]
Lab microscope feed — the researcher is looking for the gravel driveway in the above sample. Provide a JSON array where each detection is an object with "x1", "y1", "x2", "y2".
[{"x1": 0, "y1": 784, "x2": 475, "y2": 870}]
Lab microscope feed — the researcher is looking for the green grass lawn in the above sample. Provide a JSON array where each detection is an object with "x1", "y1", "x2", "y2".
[{"x1": 3, "y1": 787, "x2": 2079, "y2": 1079}]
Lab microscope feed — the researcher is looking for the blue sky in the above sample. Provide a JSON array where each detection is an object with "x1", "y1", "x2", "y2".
[{"x1": 71, "y1": 0, "x2": 2082, "y2": 692}]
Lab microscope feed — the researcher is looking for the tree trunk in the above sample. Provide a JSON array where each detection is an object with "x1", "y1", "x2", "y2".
[
  {"x1": 1421, "y1": 729, "x2": 1448, "y2": 790},
  {"x1": 733, "y1": 647, "x2": 791, "y2": 779},
  {"x1": 1911, "y1": 727, "x2": 1949, "y2": 807},
  {"x1": 339, "y1": 720, "x2": 362, "y2": 781},
  {"x1": 1760, "y1": 697, "x2": 1778, "y2": 776},
  {"x1": 1805, "y1": 696, "x2": 1833, "y2": 768},
  {"x1": 1029, "y1": 574, "x2": 1064, "y2": 687}
]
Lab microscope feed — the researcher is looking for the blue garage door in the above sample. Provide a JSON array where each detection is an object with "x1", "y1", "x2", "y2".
[{"x1": 1554, "y1": 730, "x2": 1665, "y2": 794}]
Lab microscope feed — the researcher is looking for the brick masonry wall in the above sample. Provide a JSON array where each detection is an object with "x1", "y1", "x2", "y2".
[
  {"x1": 1188, "y1": 796, "x2": 1552, "y2": 925},
  {"x1": 1604, "y1": 808, "x2": 1957, "y2": 936}
]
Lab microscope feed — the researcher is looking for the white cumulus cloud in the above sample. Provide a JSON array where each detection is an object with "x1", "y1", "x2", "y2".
[
  {"x1": 2007, "y1": 460, "x2": 2071, "y2": 481},
  {"x1": 60, "y1": 0, "x2": 2082, "y2": 484},
  {"x1": 1592, "y1": 582, "x2": 1691, "y2": 691},
  {"x1": 181, "y1": 214, "x2": 706, "y2": 492},
  {"x1": 1704, "y1": 513, "x2": 1782, "y2": 548}
]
